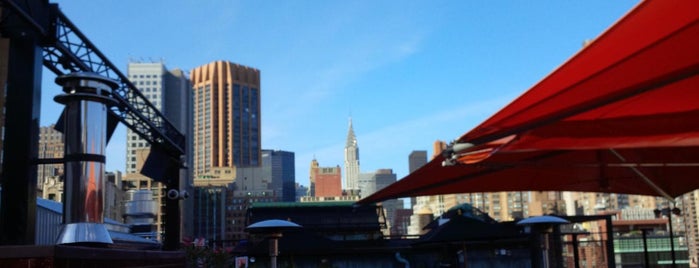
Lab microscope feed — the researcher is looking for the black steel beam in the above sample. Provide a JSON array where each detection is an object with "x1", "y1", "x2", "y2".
[
  {"x1": 0, "y1": 0, "x2": 46, "y2": 245},
  {"x1": 2, "y1": 0, "x2": 185, "y2": 249},
  {"x1": 43, "y1": 6, "x2": 185, "y2": 158},
  {"x1": 41, "y1": 5, "x2": 186, "y2": 249},
  {"x1": 2, "y1": 1, "x2": 185, "y2": 158},
  {"x1": 43, "y1": 5, "x2": 186, "y2": 250}
]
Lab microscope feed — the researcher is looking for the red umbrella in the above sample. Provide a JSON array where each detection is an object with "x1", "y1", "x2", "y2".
[{"x1": 358, "y1": 0, "x2": 699, "y2": 205}]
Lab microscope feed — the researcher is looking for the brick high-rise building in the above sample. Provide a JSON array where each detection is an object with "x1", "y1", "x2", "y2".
[
  {"x1": 310, "y1": 159, "x2": 342, "y2": 197},
  {"x1": 189, "y1": 60, "x2": 261, "y2": 176}
]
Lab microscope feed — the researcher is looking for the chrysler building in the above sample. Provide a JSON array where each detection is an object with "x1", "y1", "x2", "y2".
[{"x1": 344, "y1": 118, "x2": 360, "y2": 191}]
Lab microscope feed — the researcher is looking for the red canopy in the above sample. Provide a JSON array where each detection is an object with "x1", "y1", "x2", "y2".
[{"x1": 358, "y1": 0, "x2": 699, "y2": 205}]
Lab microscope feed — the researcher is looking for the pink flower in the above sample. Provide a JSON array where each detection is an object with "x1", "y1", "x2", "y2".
[{"x1": 194, "y1": 237, "x2": 206, "y2": 247}]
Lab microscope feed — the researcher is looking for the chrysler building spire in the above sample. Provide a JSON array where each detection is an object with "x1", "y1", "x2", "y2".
[{"x1": 344, "y1": 117, "x2": 360, "y2": 191}]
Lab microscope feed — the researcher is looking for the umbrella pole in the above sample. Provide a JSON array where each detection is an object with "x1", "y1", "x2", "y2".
[
  {"x1": 669, "y1": 208, "x2": 676, "y2": 268},
  {"x1": 608, "y1": 149, "x2": 673, "y2": 200}
]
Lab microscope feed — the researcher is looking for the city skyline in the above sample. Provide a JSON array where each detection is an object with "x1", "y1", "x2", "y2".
[
  {"x1": 6, "y1": 1, "x2": 698, "y2": 265},
  {"x1": 38, "y1": 1, "x2": 640, "y2": 187}
]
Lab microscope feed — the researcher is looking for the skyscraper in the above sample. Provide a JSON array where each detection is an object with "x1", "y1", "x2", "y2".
[
  {"x1": 408, "y1": 150, "x2": 427, "y2": 208},
  {"x1": 411, "y1": 141, "x2": 457, "y2": 217},
  {"x1": 125, "y1": 61, "x2": 193, "y2": 239},
  {"x1": 682, "y1": 190, "x2": 699, "y2": 263},
  {"x1": 125, "y1": 61, "x2": 192, "y2": 174},
  {"x1": 344, "y1": 118, "x2": 360, "y2": 191},
  {"x1": 359, "y1": 169, "x2": 403, "y2": 236},
  {"x1": 261, "y1": 149, "x2": 296, "y2": 202},
  {"x1": 190, "y1": 60, "x2": 261, "y2": 176},
  {"x1": 408, "y1": 150, "x2": 427, "y2": 173},
  {"x1": 359, "y1": 169, "x2": 398, "y2": 198}
]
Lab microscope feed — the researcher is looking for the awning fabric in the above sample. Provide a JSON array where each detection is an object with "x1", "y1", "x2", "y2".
[{"x1": 358, "y1": 0, "x2": 699, "y2": 205}]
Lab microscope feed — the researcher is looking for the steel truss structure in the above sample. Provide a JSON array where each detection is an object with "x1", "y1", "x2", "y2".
[{"x1": 1, "y1": 0, "x2": 184, "y2": 250}]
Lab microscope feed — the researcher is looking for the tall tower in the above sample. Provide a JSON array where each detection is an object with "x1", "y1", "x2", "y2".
[
  {"x1": 408, "y1": 151, "x2": 427, "y2": 173},
  {"x1": 408, "y1": 150, "x2": 428, "y2": 208},
  {"x1": 344, "y1": 118, "x2": 360, "y2": 191},
  {"x1": 262, "y1": 149, "x2": 296, "y2": 202},
  {"x1": 309, "y1": 158, "x2": 318, "y2": 197},
  {"x1": 124, "y1": 61, "x2": 192, "y2": 239},
  {"x1": 190, "y1": 60, "x2": 261, "y2": 176},
  {"x1": 682, "y1": 190, "x2": 699, "y2": 263},
  {"x1": 125, "y1": 61, "x2": 191, "y2": 174}
]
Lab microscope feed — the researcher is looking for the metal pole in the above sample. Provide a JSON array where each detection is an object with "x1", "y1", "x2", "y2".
[
  {"x1": 269, "y1": 233, "x2": 282, "y2": 268},
  {"x1": 529, "y1": 230, "x2": 541, "y2": 268},
  {"x1": 462, "y1": 242, "x2": 468, "y2": 268},
  {"x1": 572, "y1": 234, "x2": 580, "y2": 268},
  {"x1": 543, "y1": 232, "x2": 550, "y2": 268},
  {"x1": 552, "y1": 225, "x2": 564, "y2": 268},
  {"x1": 642, "y1": 229, "x2": 649, "y2": 268},
  {"x1": 610, "y1": 149, "x2": 674, "y2": 201},
  {"x1": 605, "y1": 215, "x2": 615, "y2": 268},
  {"x1": 213, "y1": 191, "x2": 217, "y2": 247},
  {"x1": 668, "y1": 209, "x2": 676, "y2": 268},
  {"x1": 270, "y1": 238, "x2": 277, "y2": 268},
  {"x1": 163, "y1": 171, "x2": 181, "y2": 250}
]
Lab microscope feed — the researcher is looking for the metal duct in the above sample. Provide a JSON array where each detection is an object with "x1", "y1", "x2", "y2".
[{"x1": 54, "y1": 72, "x2": 117, "y2": 245}]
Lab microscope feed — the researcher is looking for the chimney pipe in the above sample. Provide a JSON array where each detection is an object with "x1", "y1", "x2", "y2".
[{"x1": 54, "y1": 72, "x2": 118, "y2": 245}]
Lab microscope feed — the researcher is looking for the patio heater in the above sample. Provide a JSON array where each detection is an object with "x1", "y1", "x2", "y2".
[
  {"x1": 246, "y1": 219, "x2": 302, "y2": 268},
  {"x1": 54, "y1": 72, "x2": 118, "y2": 245},
  {"x1": 518, "y1": 215, "x2": 570, "y2": 268}
]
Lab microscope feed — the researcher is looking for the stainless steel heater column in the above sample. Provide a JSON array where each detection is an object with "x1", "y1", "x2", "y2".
[{"x1": 54, "y1": 72, "x2": 118, "y2": 245}]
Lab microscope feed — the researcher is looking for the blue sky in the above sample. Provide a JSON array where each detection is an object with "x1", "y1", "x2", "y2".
[{"x1": 40, "y1": 0, "x2": 639, "y2": 188}]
